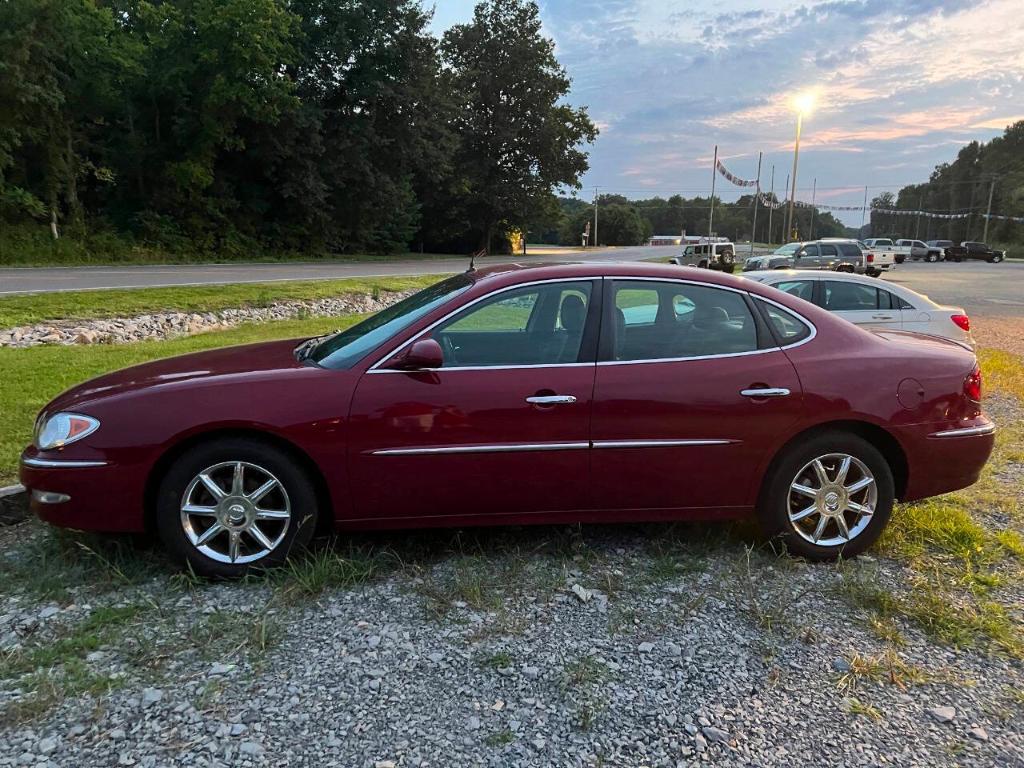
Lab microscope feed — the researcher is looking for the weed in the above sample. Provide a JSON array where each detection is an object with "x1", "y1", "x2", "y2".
[
  {"x1": 485, "y1": 728, "x2": 515, "y2": 747},
  {"x1": 479, "y1": 651, "x2": 514, "y2": 670},
  {"x1": 847, "y1": 697, "x2": 882, "y2": 720}
]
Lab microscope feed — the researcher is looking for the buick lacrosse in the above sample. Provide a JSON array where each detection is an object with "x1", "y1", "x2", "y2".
[{"x1": 21, "y1": 263, "x2": 994, "y2": 577}]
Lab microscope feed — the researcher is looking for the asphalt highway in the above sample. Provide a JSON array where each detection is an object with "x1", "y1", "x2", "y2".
[{"x1": 1, "y1": 248, "x2": 1020, "y2": 317}]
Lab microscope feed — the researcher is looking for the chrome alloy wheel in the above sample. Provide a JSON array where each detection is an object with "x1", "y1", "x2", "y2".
[
  {"x1": 180, "y1": 461, "x2": 291, "y2": 564},
  {"x1": 787, "y1": 453, "x2": 877, "y2": 547}
]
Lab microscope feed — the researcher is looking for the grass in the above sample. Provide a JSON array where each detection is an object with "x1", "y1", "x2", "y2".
[
  {"x1": 0, "y1": 274, "x2": 442, "y2": 328},
  {"x1": 0, "y1": 604, "x2": 146, "y2": 725}
]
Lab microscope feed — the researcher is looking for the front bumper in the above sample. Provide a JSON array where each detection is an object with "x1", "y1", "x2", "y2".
[{"x1": 19, "y1": 448, "x2": 147, "y2": 532}]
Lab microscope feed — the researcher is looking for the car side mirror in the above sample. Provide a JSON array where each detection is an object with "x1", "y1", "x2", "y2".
[{"x1": 392, "y1": 338, "x2": 444, "y2": 370}]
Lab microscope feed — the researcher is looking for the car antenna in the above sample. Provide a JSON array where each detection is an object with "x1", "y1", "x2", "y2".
[{"x1": 467, "y1": 248, "x2": 485, "y2": 273}]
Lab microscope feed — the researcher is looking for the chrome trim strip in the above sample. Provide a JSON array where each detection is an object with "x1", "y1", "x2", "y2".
[
  {"x1": 929, "y1": 422, "x2": 996, "y2": 438},
  {"x1": 367, "y1": 277, "x2": 599, "y2": 372},
  {"x1": 369, "y1": 441, "x2": 590, "y2": 456},
  {"x1": 592, "y1": 439, "x2": 736, "y2": 449},
  {"x1": 22, "y1": 457, "x2": 108, "y2": 468},
  {"x1": 740, "y1": 387, "x2": 791, "y2": 397},
  {"x1": 368, "y1": 362, "x2": 595, "y2": 373}
]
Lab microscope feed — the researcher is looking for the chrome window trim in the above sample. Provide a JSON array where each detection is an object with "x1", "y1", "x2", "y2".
[
  {"x1": 592, "y1": 439, "x2": 736, "y2": 449},
  {"x1": 929, "y1": 422, "x2": 995, "y2": 438},
  {"x1": 22, "y1": 457, "x2": 108, "y2": 468},
  {"x1": 369, "y1": 442, "x2": 589, "y2": 456},
  {"x1": 365, "y1": 274, "x2": 819, "y2": 373},
  {"x1": 599, "y1": 277, "x2": 818, "y2": 366},
  {"x1": 366, "y1": 277, "x2": 599, "y2": 373}
]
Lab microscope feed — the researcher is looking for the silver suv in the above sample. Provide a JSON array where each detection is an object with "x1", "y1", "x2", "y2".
[{"x1": 742, "y1": 239, "x2": 865, "y2": 273}]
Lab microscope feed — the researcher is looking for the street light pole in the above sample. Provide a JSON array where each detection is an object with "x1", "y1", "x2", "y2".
[
  {"x1": 785, "y1": 111, "x2": 803, "y2": 242},
  {"x1": 750, "y1": 151, "x2": 762, "y2": 255}
]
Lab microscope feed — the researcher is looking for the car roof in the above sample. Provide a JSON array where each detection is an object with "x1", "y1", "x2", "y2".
[
  {"x1": 466, "y1": 260, "x2": 809, "y2": 299},
  {"x1": 739, "y1": 269, "x2": 943, "y2": 308}
]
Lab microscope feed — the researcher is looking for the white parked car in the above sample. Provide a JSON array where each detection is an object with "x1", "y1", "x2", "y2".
[{"x1": 741, "y1": 269, "x2": 975, "y2": 346}]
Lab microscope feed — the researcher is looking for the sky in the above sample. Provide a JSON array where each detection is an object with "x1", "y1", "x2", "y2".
[{"x1": 430, "y1": 0, "x2": 1024, "y2": 226}]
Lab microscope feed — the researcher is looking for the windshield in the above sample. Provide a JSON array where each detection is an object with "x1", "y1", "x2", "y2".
[
  {"x1": 307, "y1": 274, "x2": 474, "y2": 369},
  {"x1": 773, "y1": 243, "x2": 799, "y2": 256}
]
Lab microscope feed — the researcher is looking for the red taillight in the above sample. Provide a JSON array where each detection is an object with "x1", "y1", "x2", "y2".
[
  {"x1": 951, "y1": 314, "x2": 970, "y2": 332},
  {"x1": 866, "y1": 252, "x2": 875, "y2": 262},
  {"x1": 963, "y1": 364, "x2": 982, "y2": 402}
]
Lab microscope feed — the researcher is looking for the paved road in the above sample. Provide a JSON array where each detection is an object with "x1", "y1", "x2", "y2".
[
  {"x1": 1, "y1": 249, "x2": 1021, "y2": 317},
  {"x1": 0, "y1": 247, "x2": 659, "y2": 295}
]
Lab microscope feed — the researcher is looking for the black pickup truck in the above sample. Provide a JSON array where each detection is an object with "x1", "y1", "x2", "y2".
[{"x1": 944, "y1": 241, "x2": 1006, "y2": 263}]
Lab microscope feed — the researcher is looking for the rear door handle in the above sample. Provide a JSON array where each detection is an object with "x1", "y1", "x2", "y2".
[
  {"x1": 872, "y1": 314, "x2": 895, "y2": 320},
  {"x1": 740, "y1": 388, "x2": 790, "y2": 398},
  {"x1": 526, "y1": 395, "x2": 577, "y2": 405}
]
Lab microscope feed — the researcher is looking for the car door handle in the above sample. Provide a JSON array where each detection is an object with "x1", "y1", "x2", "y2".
[
  {"x1": 526, "y1": 395, "x2": 577, "y2": 405},
  {"x1": 871, "y1": 314, "x2": 895, "y2": 320},
  {"x1": 740, "y1": 388, "x2": 791, "y2": 398}
]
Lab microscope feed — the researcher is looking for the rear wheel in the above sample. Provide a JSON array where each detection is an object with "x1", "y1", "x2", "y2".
[
  {"x1": 757, "y1": 432, "x2": 894, "y2": 560},
  {"x1": 927, "y1": 253, "x2": 938, "y2": 263},
  {"x1": 156, "y1": 438, "x2": 319, "y2": 578}
]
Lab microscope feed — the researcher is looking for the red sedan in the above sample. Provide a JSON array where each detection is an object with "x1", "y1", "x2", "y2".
[{"x1": 20, "y1": 263, "x2": 994, "y2": 577}]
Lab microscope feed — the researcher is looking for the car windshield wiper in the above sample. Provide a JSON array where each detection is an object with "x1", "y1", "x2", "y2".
[{"x1": 294, "y1": 333, "x2": 335, "y2": 362}]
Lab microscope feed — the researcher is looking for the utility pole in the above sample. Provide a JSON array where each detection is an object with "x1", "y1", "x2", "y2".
[
  {"x1": 785, "y1": 111, "x2": 804, "y2": 242},
  {"x1": 750, "y1": 152, "x2": 762, "y2": 255},
  {"x1": 982, "y1": 177, "x2": 995, "y2": 242},
  {"x1": 708, "y1": 145, "x2": 718, "y2": 238},
  {"x1": 782, "y1": 173, "x2": 789, "y2": 243},
  {"x1": 915, "y1": 195, "x2": 923, "y2": 239},
  {"x1": 766, "y1": 164, "x2": 775, "y2": 247},
  {"x1": 809, "y1": 178, "x2": 817, "y2": 240},
  {"x1": 593, "y1": 186, "x2": 599, "y2": 248},
  {"x1": 861, "y1": 185, "x2": 868, "y2": 234}
]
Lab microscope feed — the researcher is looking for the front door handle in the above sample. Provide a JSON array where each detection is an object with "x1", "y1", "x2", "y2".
[
  {"x1": 740, "y1": 387, "x2": 791, "y2": 398},
  {"x1": 872, "y1": 314, "x2": 895, "y2": 320},
  {"x1": 526, "y1": 395, "x2": 577, "y2": 405}
]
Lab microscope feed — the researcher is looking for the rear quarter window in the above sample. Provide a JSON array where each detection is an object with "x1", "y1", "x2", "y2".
[{"x1": 755, "y1": 299, "x2": 812, "y2": 345}]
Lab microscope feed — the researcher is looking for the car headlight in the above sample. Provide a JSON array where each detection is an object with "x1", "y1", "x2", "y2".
[{"x1": 34, "y1": 412, "x2": 100, "y2": 450}]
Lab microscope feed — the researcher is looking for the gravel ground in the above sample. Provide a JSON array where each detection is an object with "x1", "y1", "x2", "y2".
[
  {"x1": 1, "y1": 512, "x2": 1021, "y2": 767},
  {"x1": 0, "y1": 291, "x2": 413, "y2": 348},
  {"x1": 972, "y1": 315, "x2": 1024, "y2": 356}
]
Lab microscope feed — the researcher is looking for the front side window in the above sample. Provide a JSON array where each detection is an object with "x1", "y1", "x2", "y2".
[
  {"x1": 310, "y1": 274, "x2": 473, "y2": 368},
  {"x1": 798, "y1": 244, "x2": 820, "y2": 259},
  {"x1": 610, "y1": 280, "x2": 757, "y2": 361},
  {"x1": 431, "y1": 281, "x2": 593, "y2": 367}
]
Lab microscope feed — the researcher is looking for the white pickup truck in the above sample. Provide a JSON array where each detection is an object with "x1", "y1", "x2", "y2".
[{"x1": 859, "y1": 239, "x2": 900, "y2": 274}]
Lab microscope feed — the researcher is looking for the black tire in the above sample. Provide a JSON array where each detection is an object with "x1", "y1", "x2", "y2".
[
  {"x1": 155, "y1": 437, "x2": 319, "y2": 578},
  {"x1": 720, "y1": 262, "x2": 737, "y2": 274},
  {"x1": 756, "y1": 431, "x2": 894, "y2": 561},
  {"x1": 927, "y1": 253, "x2": 938, "y2": 263},
  {"x1": 698, "y1": 260, "x2": 709, "y2": 269}
]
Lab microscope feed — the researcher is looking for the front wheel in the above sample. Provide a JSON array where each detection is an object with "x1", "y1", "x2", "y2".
[
  {"x1": 156, "y1": 438, "x2": 319, "y2": 578},
  {"x1": 991, "y1": 254, "x2": 1003, "y2": 263},
  {"x1": 757, "y1": 432, "x2": 894, "y2": 560},
  {"x1": 927, "y1": 253, "x2": 938, "y2": 263}
]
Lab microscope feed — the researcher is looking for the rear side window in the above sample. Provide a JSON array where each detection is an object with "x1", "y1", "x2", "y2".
[
  {"x1": 819, "y1": 244, "x2": 838, "y2": 257},
  {"x1": 755, "y1": 299, "x2": 812, "y2": 345},
  {"x1": 838, "y1": 243, "x2": 861, "y2": 259},
  {"x1": 773, "y1": 280, "x2": 814, "y2": 302},
  {"x1": 610, "y1": 281, "x2": 757, "y2": 361},
  {"x1": 823, "y1": 281, "x2": 879, "y2": 311}
]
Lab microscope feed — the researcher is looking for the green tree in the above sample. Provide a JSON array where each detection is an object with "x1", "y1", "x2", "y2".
[{"x1": 441, "y1": 0, "x2": 597, "y2": 252}]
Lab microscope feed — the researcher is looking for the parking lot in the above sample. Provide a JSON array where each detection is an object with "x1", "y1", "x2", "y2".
[{"x1": 882, "y1": 260, "x2": 1024, "y2": 318}]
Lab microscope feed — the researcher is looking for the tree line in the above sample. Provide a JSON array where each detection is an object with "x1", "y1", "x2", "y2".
[
  {"x1": 536, "y1": 193, "x2": 849, "y2": 247},
  {"x1": 0, "y1": 0, "x2": 596, "y2": 261},
  {"x1": 869, "y1": 120, "x2": 1023, "y2": 245}
]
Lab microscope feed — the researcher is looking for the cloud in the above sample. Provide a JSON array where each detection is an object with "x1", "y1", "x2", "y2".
[{"x1": 431, "y1": 0, "x2": 1023, "y2": 225}]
